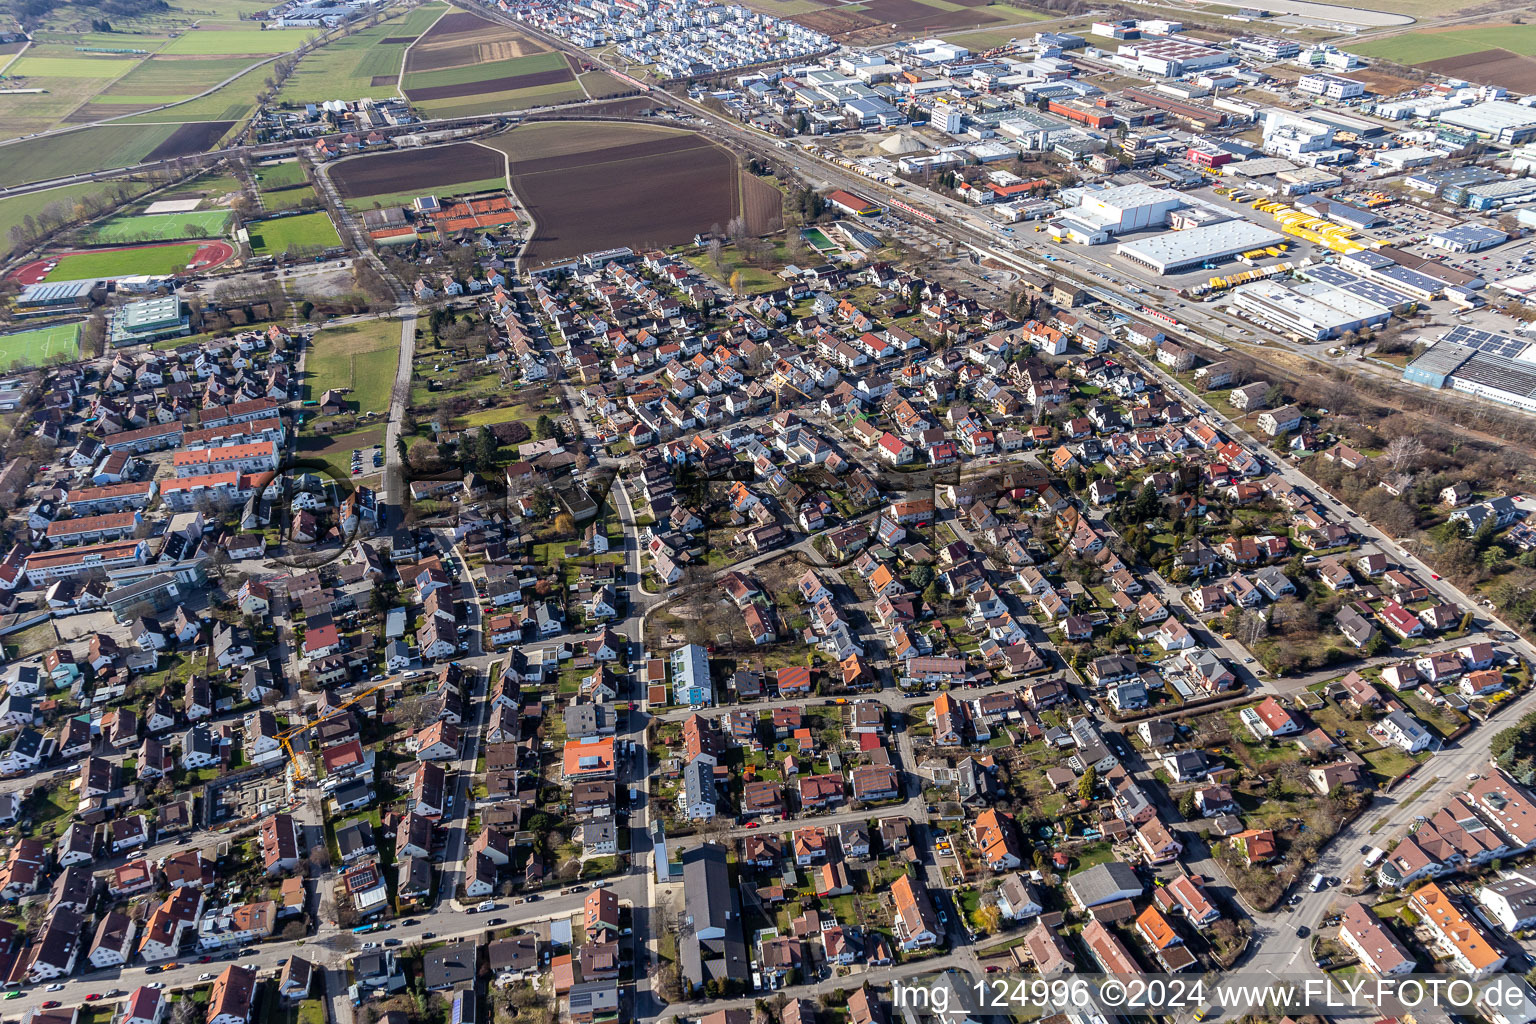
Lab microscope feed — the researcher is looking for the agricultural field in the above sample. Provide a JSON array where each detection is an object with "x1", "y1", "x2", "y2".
[
  {"x1": 0, "y1": 323, "x2": 81, "y2": 367},
  {"x1": 87, "y1": 210, "x2": 232, "y2": 244},
  {"x1": 246, "y1": 212, "x2": 342, "y2": 256},
  {"x1": 21, "y1": 0, "x2": 276, "y2": 34},
  {"x1": 399, "y1": 10, "x2": 589, "y2": 114},
  {"x1": 403, "y1": 51, "x2": 585, "y2": 114},
  {"x1": 403, "y1": 9, "x2": 552, "y2": 73},
  {"x1": 93, "y1": 54, "x2": 255, "y2": 110},
  {"x1": 277, "y1": 3, "x2": 448, "y2": 103},
  {"x1": 0, "y1": 47, "x2": 154, "y2": 138},
  {"x1": 0, "y1": 123, "x2": 198, "y2": 187},
  {"x1": 159, "y1": 26, "x2": 317, "y2": 55},
  {"x1": 119, "y1": 61, "x2": 273, "y2": 125},
  {"x1": 329, "y1": 142, "x2": 507, "y2": 206},
  {"x1": 488, "y1": 121, "x2": 761, "y2": 265},
  {"x1": 44, "y1": 242, "x2": 204, "y2": 280},
  {"x1": 1351, "y1": 24, "x2": 1536, "y2": 64},
  {"x1": 305, "y1": 319, "x2": 399, "y2": 414},
  {"x1": 739, "y1": 0, "x2": 1014, "y2": 40}
]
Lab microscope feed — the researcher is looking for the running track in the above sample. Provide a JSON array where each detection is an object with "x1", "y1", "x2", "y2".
[{"x1": 8, "y1": 239, "x2": 237, "y2": 285}]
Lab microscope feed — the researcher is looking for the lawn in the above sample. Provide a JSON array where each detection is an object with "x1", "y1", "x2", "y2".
[
  {"x1": 159, "y1": 27, "x2": 317, "y2": 55},
  {"x1": 253, "y1": 160, "x2": 307, "y2": 190},
  {"x1": 46, "y1": 242, "x2": 201, "y2": 280},
  {"x1": 306, "y1": 320, "x2": 398, "y2": 415},
  {"x1": 88, "y1": 209, "x2": 231, "y2": 243},
  {"x1": 0, "y1": 323, "x2": 81, "y2": 367},
  {"x1": 247, "y1": 211, "x2": 341, "y2": 255},
  {"x1": 1352, "y1": 24, "x2": 1536, "y2": 63}
]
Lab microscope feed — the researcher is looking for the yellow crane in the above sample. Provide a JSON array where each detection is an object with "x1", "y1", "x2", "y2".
[
  {"x1": 277, "y1": 680, "x2": 390, "y2": 782},
  {"x1": 774, "y1": 377, "x2": 815, "y2": 411}
]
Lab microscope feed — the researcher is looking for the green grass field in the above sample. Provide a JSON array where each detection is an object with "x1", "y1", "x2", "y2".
[
  {"x1": 102, "y1": 55, "x2": 253, "y2": 98},
  {"x1": 247, "y1": 211, "x2": 341, "y2": 255},
  {"x1": 0, "y1": 124, "x2": 182, "y2": 186},
  {"x1": 341, "y1": 175, "x2": 508, "y2": 213},
  {"x1": 1351, "y1": 24, "x2": 1536, "y2": 63},
  {"x1": 252, "y1": 161, "x2": 307, "y2": 190},
  {"x1": 0, "y1": 323, "x2": 81, "y2": 367},
  {"x1": 0, "y1": 180, "x2": 150, "y2": 261},
  {"x1": 403, "y1": 49, "x2": 568, "y2": 90},
  {"x1": 88, "y1": 210, "x2": 231, "y2": 243},
  {"x1": 278, "y1": 3, "x2": 445, "y2": 102},
  {"x1": 45, "y1": 243, "x2": 201, "y2": 280},
  {"x1": 306, "y1": 320, "x2": 398, "y2": 415},
  {"x1": 260, "y1": 186, "x2": 319, "y2": 212},
  {"x1": 159, "y1": 27, "x2": 316, "y2": 55},
  {"x1": 120, "y1": 62, "x2": 271, "y2": 124},
  {"x1": 7, "y1": 54, "x2": 143, "y2": 77}
]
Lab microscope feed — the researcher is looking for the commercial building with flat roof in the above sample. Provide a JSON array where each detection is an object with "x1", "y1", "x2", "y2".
[
  {"x1": 1298, "y1": 73, "x2": 1363, "y2": 99},
  {"x1": 109, "y1": 296, "x2": 190, "y2": 347},
  {"x1": 1115, "y1": 220, "x2": 1283, "y2": 275},
  {"x1": 1229, "y1": 279, "x2": 1391, "y2": 342},
  {"x1": 1429, "y1": 224, "x2": 1509, "y2": 254},
  {"x1": 17, "y1": 279, "x2": 97, "y2": 309},
  {"x1": 1440, "y1": 101, "x2": 1536, "y2": 144}
]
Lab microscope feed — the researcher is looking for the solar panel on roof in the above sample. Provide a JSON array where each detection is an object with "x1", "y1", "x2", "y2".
[{"x1": 1441, "y1": 325, "x2": 1535, "y2": 362}]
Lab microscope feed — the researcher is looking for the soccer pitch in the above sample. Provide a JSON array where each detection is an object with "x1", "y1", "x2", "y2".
[
  {"x1": 88, "y1": 210, "x2": 231, "y2": 244},
  {"x1": 0, "y1": 323, "x2": 81, "y2": 367}
]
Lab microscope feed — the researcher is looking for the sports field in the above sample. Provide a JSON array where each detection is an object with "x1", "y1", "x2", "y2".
[
  {"x1": 45, "y1": 242, "x2": 201, "y2": 280},
  {"x1": 0, "y1": 180, "x2": 150, "y2": 261},
  {"x1": 88, "y1": 210, "x2": 231, "y2": 243},
  {"x1": 0, "y1": 323, "x2": 81, "y2": 367},
  {"x1": 247, "y1": 212, "x2": 342, "y2": 256},
  {"x1": 306, "y1": 320, "x2": 398, "y2": 415}
]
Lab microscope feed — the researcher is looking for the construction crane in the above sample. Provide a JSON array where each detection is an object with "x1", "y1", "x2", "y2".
[
  {"x1": 774, "y1": 377, "x2": 815, "y2": 411},
  {"x1": 277, "y1": 680, "x2": 390, "y2": 782}
]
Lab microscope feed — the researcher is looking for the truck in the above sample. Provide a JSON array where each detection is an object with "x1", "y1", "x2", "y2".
[{"x1": 1362, "y1": 847, "x2": 1386, "y2": 869}]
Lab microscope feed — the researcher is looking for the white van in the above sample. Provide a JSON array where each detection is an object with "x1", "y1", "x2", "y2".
[{"x1": 1309, "y1": 873, "x2": 1326, "y2": 892}]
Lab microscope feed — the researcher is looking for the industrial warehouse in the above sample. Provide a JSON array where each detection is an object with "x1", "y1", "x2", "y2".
[
  {"x1": 1405, "y1": 326, "x2": 1536, "y2": 415},
  {"x1": 1116, "y1": 220, "x2": 1285, "y2": 274}
]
